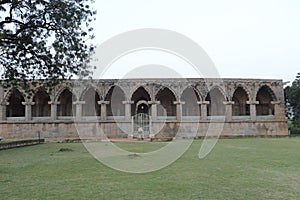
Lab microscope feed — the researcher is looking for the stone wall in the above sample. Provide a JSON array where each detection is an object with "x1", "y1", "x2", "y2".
[
  {"x1": 0, "y1": 120, "x2": 288, "y2": 140},
  {"x1": 0, "y1": 78, "x2": 288, "y2": 139}
]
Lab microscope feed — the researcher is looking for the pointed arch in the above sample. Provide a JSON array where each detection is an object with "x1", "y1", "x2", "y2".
[
  {"x1": 57, "y1": 89, "x2": 75, "y2": 117},
  {"x1": 205, "y1": 86, "x2": 227, "y2": 101},
  {"x1": 131, "y1": 86, "x2": 151, "y2": 115},
  {"x1": 232, "y1": 87, "x2": 250, "y2": 116},
  {"x1": 205, "y1": 87, "x2": 226, "y2": 116},
  {"x1": 32, "y1": 90, "x2": 51, "y2": 117},
  {"x1": 156, "y1": 87, "x2": 176, "y2": 117},
  {"x1": 256, "y1": 85, "x2": 277, "y2": 101},
  {"x1": 231, "y1": 84, "x2": 251, "y2": 100},
  {"x1": 55, "y1": 85, "x2": 75, "y2": 102},
  {"x1": 256, "y1": 85, "x2": 276, "y2": 116},
  {"x1": 130, "y1": 85, "x2": 153, "y2": 101},
  {"x1": 181, "y1": 87, "x2": 201, "y2": 116},
  {"x1": 82, "y1": 87, "x2": 101, "y2": 117},
  {"x1": 155, "y1": 85, "x2": 178, "y2": 102},
  {"x1": 80, "y1": 86, "x2": 101, "y2": 101},
  {"x1": 6, "y1": 89, "x2": 25, "y2": 117},
  {"x1": 105, "y1": 85, "x2": 125, "y2": 117}
]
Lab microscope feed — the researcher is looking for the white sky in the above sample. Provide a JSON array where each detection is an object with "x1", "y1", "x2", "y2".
[{"x1": 92, "y1": 0, "x2": 300, "y2": 83}]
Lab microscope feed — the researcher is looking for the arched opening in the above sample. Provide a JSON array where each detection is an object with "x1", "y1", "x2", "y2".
[
  {"x1": 131, "y1": 87, "x2": 151, "y2": 115},
  {"x1": 136, "y1": 101, "x2": 149, "y2": 114},
  {"x1": 82, "y1": 88, "x2": 101, "y2": 117},
  {"x1": 32, "y1": 90, "x2": 51, "y2": 117},
  {"x1": 232, "y1": 87, "x2": 250, "y2": 116},
  {"x1": 105, "y1": 86, "x2": 125, "y2": 117},
  {"x1": 256, "y1": 86, "x2": 276, "y2": 116},
  {"x1": 205, "y1": 87, "x2": 226, "y2": 116},
  {"x1": 181, "y1": 87, "x2": 201, "y2": 116},
  {"x1": 57, "y1": 89, "x2": 75, "y2": 117},
  {"x1": 6, "y1": 89, "x2": 25, "y2": 117},
  {"x1": 156, "y1": 87, "x2": 176, "y2": 117}
]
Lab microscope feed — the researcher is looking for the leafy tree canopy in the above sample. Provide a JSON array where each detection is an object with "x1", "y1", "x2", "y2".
[
  {"x1": 0, "y1": 0, "x2": 96, "y2": 91},
  {"x1": 285, "y1": 72, "x2": 300, "y2": 127}
]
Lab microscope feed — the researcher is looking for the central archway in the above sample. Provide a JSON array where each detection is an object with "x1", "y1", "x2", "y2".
[
  {"x1": 131, "y1": 87, "x2": 152, "y2": 136},
  {"x1": 131, "y1": 87, "x2": 151, "y2": 116}
]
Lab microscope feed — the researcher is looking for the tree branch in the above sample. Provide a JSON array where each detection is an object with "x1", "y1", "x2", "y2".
[
  {"x1": 0, "y1": 0, "x2": 11, "y2": 5},
  {"x1": 0, "y1": 18, "x2": 24, "y2": 26}
]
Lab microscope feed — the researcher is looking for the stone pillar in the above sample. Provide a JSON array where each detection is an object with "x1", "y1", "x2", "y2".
[
  {"x1": 49, "y1": 101, "x2": 59, "y2": 120},
  {"x1": 198, "y1": 101, "x2": 210, "y2": 120},
  {"x1": 22, "y1": 102, "x2": 35, "y2": 121},
  {"x1": 73, "y1": 101, "x2": 85, "y2": 120},
  {"x1": 0, "y1": 86, "x2": 5, "y2": 120},
  {"x1": 247, "y1": 101, "x2": 259, "y2": 121},
  {"x1": 148, "y1": 101, "x2": 160, "y2": 121},
  {"x1": 271, "y1": 101, "x2": 282, "y2": 119},
  {"x1": 223, "y1": 101, "x2": 234, "y2": 121},
  {"x1": 122, "y1": 100, "x2": 134, "y2": 121},
  {"x1": 98, "y1": 100, "x2": 109, "y2": 120},
  {"x1": 174, "y1": 101, "x2": 185, "y2": 121},
  {"x1": 0, "y1": 102, "x2": 8, "y2": 120}
]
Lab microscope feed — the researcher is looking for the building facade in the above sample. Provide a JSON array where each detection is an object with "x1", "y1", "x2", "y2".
[{"x1": 0, "y1": 78, "x2": 288, "y2": 140}]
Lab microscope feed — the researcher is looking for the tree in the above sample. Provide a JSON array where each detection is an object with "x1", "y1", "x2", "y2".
[
  {"x1": 285, "y1": 73, "x2": 300, "y2": 127},
  {"x1": 0, "y1": 0, "x2": 96, "y2": 91}
]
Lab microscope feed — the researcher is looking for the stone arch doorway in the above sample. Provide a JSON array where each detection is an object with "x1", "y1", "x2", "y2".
[
  {"x1": 156, "y1": 87, "x2": 177, "y2": 118},
  {"x1": 256, "y1": 85, "x2": 276, "y2": 116},
  {"x1": 81, "y1": 87, "x2": 101, "y2": 117},
  {"x1": 131, "y1": 87, "x2": 152, "y2": 137},
  {"x1": 6, "y1": 89, "x2": 25, "y2": 117},
  {"x1": 131, "y1": 87, "x2": 151, "y2": 116},
  {"x1": 232, "y1": 87, "x2": 250, "y2": 116},
  {"x1": 32, "y1": 90, "x2": 51, "y2": 117},
  {"x1": 205, "y1": 87, "x2": 226, "y2": 116},
  {"x1": 181, "y1": 87, "x2": 201, "y2": 117},
  {"x1": 57, "y1": 89, "x2": 75, "y2": 117},
  {"x1": 105, "y1": 86, "x2": 125, "y2": 117}
]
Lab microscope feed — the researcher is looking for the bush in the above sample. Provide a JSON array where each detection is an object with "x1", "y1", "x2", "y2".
[
  {"x1": 289, "y1": 127, "x2": 300, "y2": 135},
  {"x1": 58, "y1": 148, "x2": 73, "y2": 152},
  {"x1": 0, "y1": 139, "x2": 44, "y2": 150},
  {"x1": 150, "y1": 137, "x2": 173, "y2": 142}
]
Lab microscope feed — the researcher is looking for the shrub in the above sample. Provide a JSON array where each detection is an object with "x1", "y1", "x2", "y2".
[
  {"x1": 0, "y1": 139, "x2": 44, "y2": 150},
  {"x1": 290, "y1": 127, "x2": 300, "y2": 135}
]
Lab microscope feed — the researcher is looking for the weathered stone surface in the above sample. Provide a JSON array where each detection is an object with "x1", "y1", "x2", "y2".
[{"x1": 0, "y1": 78, "x2": 288, "y2": 139}]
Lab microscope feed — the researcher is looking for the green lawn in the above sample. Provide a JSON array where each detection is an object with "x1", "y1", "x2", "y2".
[{"x1": 1, "y1": 138, "x2": 300, "y2": 199}]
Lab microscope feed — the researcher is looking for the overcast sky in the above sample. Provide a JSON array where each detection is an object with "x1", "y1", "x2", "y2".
[{"x1": 92, "y1": 0, "x2": 300, "y2": 83}]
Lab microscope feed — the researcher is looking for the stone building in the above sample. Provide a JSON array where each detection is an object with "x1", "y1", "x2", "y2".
[{"x1": 0, "y1": 78, "x2": 288, "y2": 140}]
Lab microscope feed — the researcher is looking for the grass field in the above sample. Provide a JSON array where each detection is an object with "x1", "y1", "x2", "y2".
[{"x1": 1, "y1": 138, "x2": 300, "y2": 199}]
